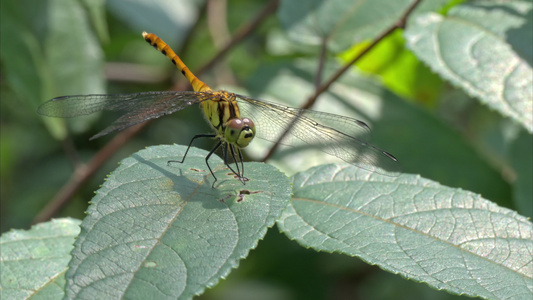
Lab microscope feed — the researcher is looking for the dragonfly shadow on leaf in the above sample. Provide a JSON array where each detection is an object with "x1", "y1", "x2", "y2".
[{"x1": 130, "y1": 151, "x2": 240, "y2": 210}]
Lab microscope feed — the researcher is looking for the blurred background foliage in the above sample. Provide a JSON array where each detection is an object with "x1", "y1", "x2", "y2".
[{"x1": 1, "y1": 0, "x2": 531, "y2": 299}]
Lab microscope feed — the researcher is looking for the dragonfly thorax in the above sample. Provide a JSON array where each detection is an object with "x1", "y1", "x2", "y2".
[{"x1": 224, "y1": 118, "x2": 255, "y2": 148}]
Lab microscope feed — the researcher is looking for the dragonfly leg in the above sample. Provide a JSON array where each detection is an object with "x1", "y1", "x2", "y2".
[
  {"x1": 237, "y1": 147, "x2": 245, "y2": 181},
  {"x1": 222, "y1": 145, "x2": 245, "y2": 184},
  {"x1": 168, "y1": 134, "x2": 216, "y2": 165},
  {"x1": 206, "y1": 140, "x2": 223, "y2": 188},
  {"x1": 231, "y1": 144, "x2": 248, "y2": 184},
  {"x1": 223, "y1": 144, "x2": 246, "y2": 185},
  {"x1": 222, "y1": 144, "x2": 238, "y2": 175}
]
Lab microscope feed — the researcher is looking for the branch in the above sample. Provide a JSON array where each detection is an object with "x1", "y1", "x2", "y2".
[
  {"x1": 314, "y1": 37, "x2": 328, "y2": 90},
  {"x1": 260, "y1": 0, "x2": 422, "y2": 162},
  {"x1": 33, "y1": 125, "x2": 143, "y2": 224},
  {"x1": 197, "y1": 0, "x2": 279, "y2": 77}
]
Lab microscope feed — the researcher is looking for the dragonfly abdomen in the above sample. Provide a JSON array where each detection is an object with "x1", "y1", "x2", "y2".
[{"x1": 142, "y1": 32, "x2": 211, "y2": 93}]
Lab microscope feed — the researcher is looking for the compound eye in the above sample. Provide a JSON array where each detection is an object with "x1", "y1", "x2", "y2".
[
  {"x1": 242, "y1": 118, "x2": 255, "y2": 129},
  {"x1": 225, "y1": 119, "x2": 245, "y2": 144},
  {"x1": 225, "y1": 118, "x2": 256, "y2": 148},
  {"x1": 227, "y1": 118, "x2": 244, "y2": 131}
]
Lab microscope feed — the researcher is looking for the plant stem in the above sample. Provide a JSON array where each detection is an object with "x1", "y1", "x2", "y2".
[{"x1": 260, "y1": 0, "x2": 423, "y2": 162}]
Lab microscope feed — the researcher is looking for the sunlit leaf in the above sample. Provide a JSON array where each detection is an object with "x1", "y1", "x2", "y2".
[
  {"x1": 64, "y1": 145, "x2": 292, "y2": 299},
  {"x1": 278, "y1": 164, "x2": 533, "y2": 299},
  {"x1": 340, "y1": 31, "x2": 444, "y2": 105},
  {"x1": 405, "y1": 1, "x2": 533, "y2": 132}
]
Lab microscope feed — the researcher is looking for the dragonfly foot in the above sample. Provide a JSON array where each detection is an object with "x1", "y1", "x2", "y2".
[
  {"x1": 238, "y1": 176, "x2": 249, "y2": 185},
  {"x1": 167, "y1": 159, "x2": 185, "y2": 166}
]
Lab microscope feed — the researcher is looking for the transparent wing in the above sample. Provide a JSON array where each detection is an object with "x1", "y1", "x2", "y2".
[
  {"x1": 235, "y1": 94, "x2": 401, "y2": 174},
  {"x1": 38, "y1": 91, "x2": 212, "y2": 139}
]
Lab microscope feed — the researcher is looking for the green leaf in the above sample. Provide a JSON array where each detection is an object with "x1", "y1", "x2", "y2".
[
  {"x1": 107, "y1": 0, "x2": 202, "y2": 47},
  {"x1": 64, "y1": 145, "x2": 292, "y2": 299},
  {"x1": 45, "y1": 1, "x2": 104, "y2": 96},
  {"x1": 0, "y1": 218, "x2": 81, "y2": 300},
  {"x1": 0, "y1": 0, "x2": 105, "y2": 140},
  {"x1": 278, "y1": 164, "x2": 533, "y2": 299},
  {"x1": 80, "y1": 0, "x2": 109, "y2": 44},
  {"x1": 278, "y1": 0, "x2": 448, "y2": 53},
  {"x1": 0, "y1": 0, "x2": 46, "y2": 109},
  {"x1": 405, "y1": 1, "x2": 533, "y2": 132},
  {"x1": 340, "y1": 31, "x2": 444, "y2": 105}
]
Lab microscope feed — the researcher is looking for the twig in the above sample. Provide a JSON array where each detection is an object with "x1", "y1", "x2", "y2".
[
  {"x1": 314, "y1": 37, "x2": 328, "y2": 90},
  {"x1": 207, "y1": 0, "x2": 238, "y2": 86},
  {"x1": 261, "y1": 0, "x2": 422, "y2": 162},
  {"x1": 196, "y1": 0, "x2": 279, "y2": 77},
  {"x1": 33, "y1": 125, "x2": 143, "y2": 224}
]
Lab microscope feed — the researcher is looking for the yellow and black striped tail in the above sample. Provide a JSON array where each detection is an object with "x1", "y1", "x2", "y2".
[{"x1": 142, "y1": 32, "x2": 211, "y2": 93}]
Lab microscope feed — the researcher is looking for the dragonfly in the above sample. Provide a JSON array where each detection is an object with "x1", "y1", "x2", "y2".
[{"x1": 38, "y1": 32, "x2": 401, "y2": 187}]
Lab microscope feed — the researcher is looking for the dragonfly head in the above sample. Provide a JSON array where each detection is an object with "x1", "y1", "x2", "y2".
[{"x1": 225, "y1": 118, "x2": 255, "y2": 148}]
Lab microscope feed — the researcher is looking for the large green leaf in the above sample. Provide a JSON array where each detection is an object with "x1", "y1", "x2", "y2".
[
  {"x1": 278, "y1": 0, "x2": 448, "y2": 53},
  {"x1": 0, "y1": 218, "x2": 81, "y2": 300},
  {"x1": 405, "y1": 1, "x2": 533, "y2": 132},
  {"x1": 64, "y1": 145, "x2": 292, "y2": 299},
  {"x1": 278, "y1": 164, "x2": 533, "y2": 299}
]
